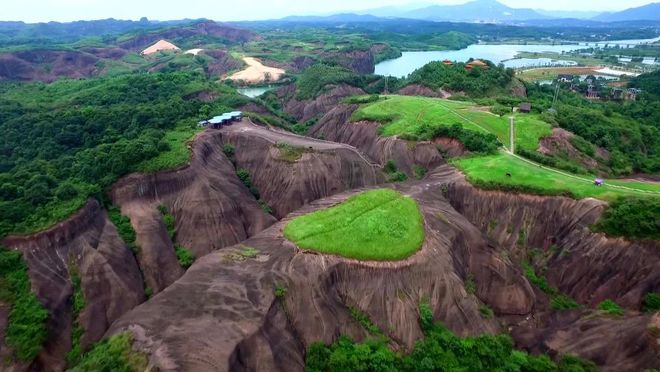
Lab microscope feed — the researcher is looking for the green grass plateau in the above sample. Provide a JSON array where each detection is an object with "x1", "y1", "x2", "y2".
[
  {"x1": 452, "y1": 153, "x2": 660, "y2": 201},
  {"x1": 352, "y1": 95, "x2": 551, "y2": 152},
  {"x1": 283, "y1": 189, "x2": 424, "y2": 261}
]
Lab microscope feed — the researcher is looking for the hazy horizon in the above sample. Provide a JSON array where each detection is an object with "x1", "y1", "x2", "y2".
[{"x1": 2, "y1": 0, "x2": 657, "y2": 23}]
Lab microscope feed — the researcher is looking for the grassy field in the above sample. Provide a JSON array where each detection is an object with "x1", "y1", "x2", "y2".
[
  {"x1": 451, "y1": 153, "x2": 660, "y2": 201},
  {"x1": 517, "y1": 66, "x2": 600, "y2": 82},
  {"x1": 284, "y1": 189, "x2": 424, "y2": 261},
  {"x1": 352, "y1": 95, "x2": 551, "y2": 152},
  {"x1": 136, "y1": 125, "x2": 201, "y2": 173}
]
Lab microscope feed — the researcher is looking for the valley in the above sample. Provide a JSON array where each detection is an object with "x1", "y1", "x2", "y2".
[{"x1": 0, "y1": 3, "x2": 659, "y2": 372}]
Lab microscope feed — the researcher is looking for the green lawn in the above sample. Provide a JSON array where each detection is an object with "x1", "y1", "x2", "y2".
[
  {"x1": 352, "y1": 95, "x2": 551, "y2": 152},
  {"x1": 452, "y1": 153, "x2": 660, "y2": 201},
  {"x1": 136, "y1": 125, "x2": 201, "y2": 173},
  {"x1": 283, "y1": 189, "x2": 425, "y2": 261}
]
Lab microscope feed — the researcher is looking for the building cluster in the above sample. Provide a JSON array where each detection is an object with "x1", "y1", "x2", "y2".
[
  {"x1": 198, "y1": 111, "x2": 243, "y2": 129},
  {"x1": 556, "y1": 74, "x2": 642, "y2": 101}
]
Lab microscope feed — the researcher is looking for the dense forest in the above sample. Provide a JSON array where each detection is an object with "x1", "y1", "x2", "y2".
[
  {"x1": 525, "y1": 74, "x2": 660, "y2": 175},
  {"x1": 0, "y1": 72, "x2": 248, "y2": 236}
]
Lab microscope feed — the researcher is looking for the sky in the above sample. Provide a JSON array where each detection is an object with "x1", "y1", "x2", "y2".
[{"x1": 2, "y1": 0, "x2": 656, "y2": 23}]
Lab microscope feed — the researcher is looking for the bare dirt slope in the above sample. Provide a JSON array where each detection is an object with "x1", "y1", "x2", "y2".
[
  {"x1": 107, "y1": 166, "x2": 534, "y2": 371},
  {"x1": 106, "y1": 166, "x2": 660, "y2": 372},
  {"x1": 110, "y1": 129, "x2": 277, "y2": 288},
  {"x1": 221, "y1": 120, "x2": 385, "y2": 218},
  {"x1": 310, "y1": 104, "x2": 445, "y2": 175},
  {"x1": 2, "y1": 200, "x2": 144, "y2": 370}
]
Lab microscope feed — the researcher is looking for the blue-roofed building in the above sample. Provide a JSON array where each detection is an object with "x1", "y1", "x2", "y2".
[{"x1": 199, "y1": 111, "x2": 244, "y2": 129}]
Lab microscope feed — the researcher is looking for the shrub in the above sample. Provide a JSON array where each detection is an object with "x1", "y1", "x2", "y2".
[
  {"x1": 384, "y1": 160, "x2": 398, "y2": 174},
  {"x1": 491, "y1": 104, "x2": 511, "y2": 116},
  {"x1": 598, "y1": 299, "x2": 624, "y2": 316},
  {"x1": 175, "y1": 246, "x2": 195, "y2": 269},
  {"x1": 413, "y1": 165, "x2": 427, "y2": 179},
  {"x1": 222, "y1": 143, "x2": 235, "y2": 161},
  {"x1": 643, "y1": 293, "x2": 660, "y2": 312},
  {"x1": 69, "y1": 333, "x2": 147, "y2": 372},
  {"x1": 274, "y1": 285, "x2": 287, "y2": 299},
  {"x1": 479, "y1": 304, "x2": 494, "y2": 319},
  {"x1": 0, "y1": 247, "x2": 49, "y2": 362},
  {"x1": 349, "y1": 306, "x2": 382, "y2": 336},
  {"x1": 236, "y1": 168, "x2": 260, "y2": 199},
  {"x1": 306, "y1": 302, "x2": 596, "y2": 371},
  {"x1": 388, "y1": 171, "x2": 408, "y2": 182},
  {"x1": 158, "y1": 205, "x2": 176, "y2": 241},
  {"x1": 418, "y1": 123, "x2": 500, "y2": 154},
  {"x1": 592, "y1": 197, "x2": 660, "y2": 240},
  {"x1": 107, "y1": 207, "x2": 138, "y2": 254}
]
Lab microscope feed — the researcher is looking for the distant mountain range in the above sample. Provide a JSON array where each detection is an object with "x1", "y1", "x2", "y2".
[
  {"x1": 351, "y1": 0, "x2": 660, "y2": 23},
  {"x1": 594, "y1": 2, "x2": 660, "y2": 22}
]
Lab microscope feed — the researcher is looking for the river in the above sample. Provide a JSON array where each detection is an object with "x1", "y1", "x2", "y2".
[{"x1": 374, "y1": 37, "x2": 660, "y2": 78}]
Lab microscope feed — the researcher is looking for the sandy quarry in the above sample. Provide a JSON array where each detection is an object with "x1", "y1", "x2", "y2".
[
  {"x1": 228, "y1": 57, "x2": 285, "y2": 84},
  {"x1": 142, "y1": 39, "x2": 180, "y2": 55}
]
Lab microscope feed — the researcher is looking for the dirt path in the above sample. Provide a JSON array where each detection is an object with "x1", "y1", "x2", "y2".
[
  {"x1": 224, "y1": 119, "x2": 382, "y2": 167},
  {"x1": 227, "y1": 57, "x2": 285, "y2": 84}
]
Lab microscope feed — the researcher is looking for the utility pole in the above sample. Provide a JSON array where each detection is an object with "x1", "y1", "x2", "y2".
[{"x1": 509, "y1": 116, "x2": 515, "y2": 154}]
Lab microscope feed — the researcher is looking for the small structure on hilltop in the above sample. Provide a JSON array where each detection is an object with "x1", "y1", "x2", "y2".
[
  {"x1": 627, "y1": 88, "x2": 642, "y2": 101},
  {"x1": 519, "y1": 102, "x2": 532, "y2": 113},
  {"x1": 442, "y1": 59, "x2": 454, "y2": 66},
  {"x1": 611, "y1": 88, "x2": 625, "y2": 100},
  {"x1": 198, "y1": 111, "x2": 242, "y2": 129},
  {"x1": 465, "y1": 59, "x2": 489, "y2": 71},
  {"x1": 586, "y1": 84, "x2": 599, "y2": 99},
  {"x1": 141, "y1": 39, "x2": 181, "y2": 55},
  {"x1": 557, "y1": 74, "x2": 574, "y2": 83}
]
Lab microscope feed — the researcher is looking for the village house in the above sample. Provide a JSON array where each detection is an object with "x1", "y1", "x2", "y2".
[
  {"x1": 518, "y1": 102, "x2": 532, "y2": 113},
  {"x1": 557, "y1": 74, "x2": 574, "y2": 83}
]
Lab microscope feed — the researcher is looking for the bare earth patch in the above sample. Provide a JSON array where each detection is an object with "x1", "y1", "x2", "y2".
[{"x1": 228, "y1": 57, "x2": 285, "y2": 84}]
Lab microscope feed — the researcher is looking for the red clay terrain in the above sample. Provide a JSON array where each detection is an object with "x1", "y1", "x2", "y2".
[{"x1": 2, "y1": 114, "x2": 659, "y2": 371}]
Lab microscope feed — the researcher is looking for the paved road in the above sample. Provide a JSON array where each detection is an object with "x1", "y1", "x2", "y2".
[{"x1": 223, "y1": 119, "x2": 381, "y2": 167}]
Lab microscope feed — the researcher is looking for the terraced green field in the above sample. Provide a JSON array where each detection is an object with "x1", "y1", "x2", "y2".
[
  {"x1": 352, "y1": 95, "x2": 551, "y2": 152},
  {"x1": 452, "y1": 153, "x2": 660, "y2": 201},
  {"x1": 283, "y1": 189, "x2": 424, "y2": 261}
]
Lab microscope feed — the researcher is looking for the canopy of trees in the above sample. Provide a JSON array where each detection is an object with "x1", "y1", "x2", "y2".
[
  {"x1": 0, "y1": 72, "x2": 247, "y2": 235},
  {"x1": 407, "y1": 61, "x2": 515, "y2": 97},
  {"x1": 307, "y1": 303, "x2": 596, "y2": 371}
]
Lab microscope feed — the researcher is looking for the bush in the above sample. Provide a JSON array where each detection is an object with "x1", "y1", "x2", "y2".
[
  {"x1": 306, "y1": 303, "x2": 596, "y2": 371},
  {"x1": 0, "y1": 247, "x2": 49, "y2": 362},
  {"x1": 157, "y1": 205, "x2": 176, "y2": 241},
  {"x1": 643, "y1": 293, "x2": 660, "y2": 312},
  {"x1": 107, "y1": 207, "x2": 138, "y2": 254},
  {"x1": 175, "y1": 245, "x2": 195, "y2": 269},
  {"x1": 388, "y1": 171, "x2": 408, "y2": 183},
  {"x1": 418, "y1": 123, "x2": 500, "y2": 154},
  {"x1": 490, "y1": 104, "x2": 511, "y2": 116},
  {"x1": 69, "y1": 333, "x2": 147, "y2": 372},
  {"x1": 598, "y1": 299, "x2": 624, "y2": 316},
  {"x1": 592, "y1": 196, "x2": 660, "y2": 240}
]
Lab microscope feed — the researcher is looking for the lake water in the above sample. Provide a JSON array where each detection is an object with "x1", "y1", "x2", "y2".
[
  {"x1": 375, "y1": 43, "x2": 585, "y2": 78},
  {"x1": 236, "y1": 86, "x2": 275, "y2": 98}
]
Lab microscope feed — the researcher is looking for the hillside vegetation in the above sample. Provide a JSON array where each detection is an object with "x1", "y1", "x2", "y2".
[
  {"x1": 0, "y1": 72, "x2": 248, "y2": 236},
  {"x1": 307, "y1": 303, "x2": 596, "y2": 371},
  {"x1": 407, "y1": 60, "x2": 515, "y2": 97}
]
